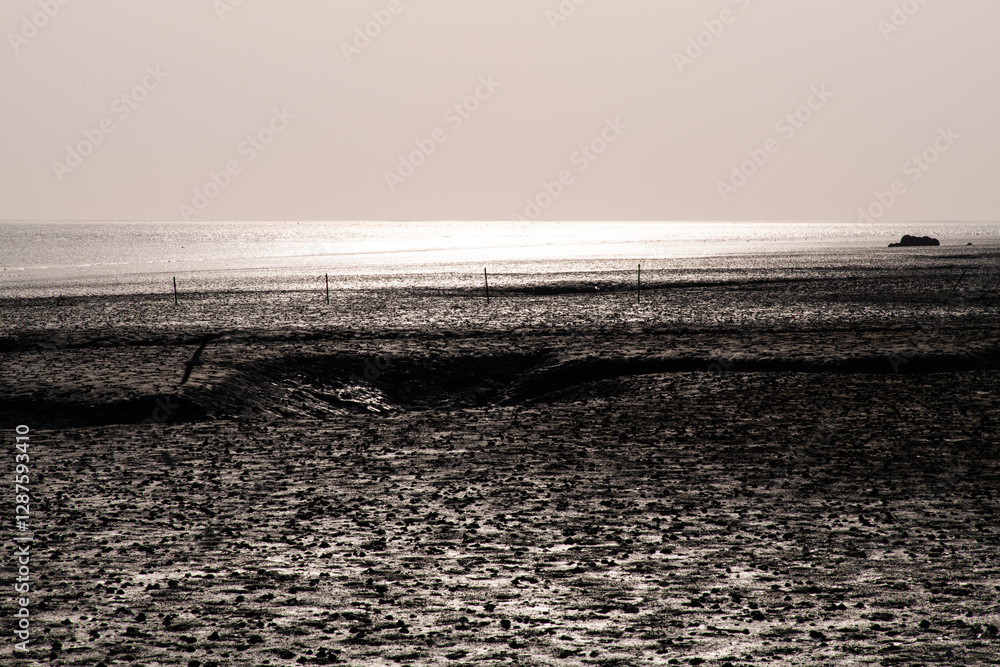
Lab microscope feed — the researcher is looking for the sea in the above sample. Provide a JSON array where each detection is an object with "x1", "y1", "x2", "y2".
[{"x1": 2, "y1": 220, "x2": 998, "y2": 298}]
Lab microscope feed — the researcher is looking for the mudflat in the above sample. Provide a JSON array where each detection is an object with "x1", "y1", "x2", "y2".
[{"x1": 2, "y1": 261, "x2": 999, "y2": 666}]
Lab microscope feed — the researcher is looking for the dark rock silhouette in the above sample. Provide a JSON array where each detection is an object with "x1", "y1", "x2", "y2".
[{"x1": 889, "y1": 235, "x2": 940, "y2": 247}]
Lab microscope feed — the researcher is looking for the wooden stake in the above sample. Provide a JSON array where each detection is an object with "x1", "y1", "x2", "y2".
[
  {"x1": 173, "y1": 276, "x2": 178, "y2": 306},
  {"x1": 484, "y1": 268, "x2": 490, "y2": 304},
  {"x1": 325, "y1": 273, "x2": 330, "y2": 304},
  {"x1": 950, "y1": 270, "x2": 967, "y2": 295},
  {"x1": 637, "y1": 264, "x2": 641, "y2": 304}
]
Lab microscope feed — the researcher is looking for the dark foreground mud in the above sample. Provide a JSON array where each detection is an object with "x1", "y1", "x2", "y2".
[
  {"x1": 9, "y1": 368, "x2": 1000, "y2": 666},
  {"x1": 3, "y1": 264, "x2": 1000, "y2": 666}
]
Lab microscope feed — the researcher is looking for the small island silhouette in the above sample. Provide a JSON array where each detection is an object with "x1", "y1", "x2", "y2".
[{"x1": 889, "y1": 234, "x2": 940, "y2": 247}]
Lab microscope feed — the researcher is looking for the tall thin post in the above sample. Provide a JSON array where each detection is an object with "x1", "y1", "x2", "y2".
[
  {"x1": 950, "y1": 270, "x2": 967, "y2": 295},
  {"x1": 484, "y1": 268, "x2": 490, "y2": 304},
  {"x1": 325, "y1": 273, "x2": 330, "y2": 304},
  {"x1": 173, "y1": 276, "x2": 178, "y2": 306},
  {"x1": 637, "y1": 264, "x2": 641, "y2": 304}
]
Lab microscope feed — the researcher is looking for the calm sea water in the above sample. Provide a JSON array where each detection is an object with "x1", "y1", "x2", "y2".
[{"x1": 2, "y1": 221, "x2": 998, "y2": 297}]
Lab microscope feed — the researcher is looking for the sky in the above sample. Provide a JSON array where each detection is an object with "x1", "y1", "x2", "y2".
[{"x1": 1, "y1": 0, "x2": 998, "y2": 223}]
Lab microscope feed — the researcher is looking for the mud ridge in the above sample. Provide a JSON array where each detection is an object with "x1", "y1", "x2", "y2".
[{"x1": 9, "y1": 348, "x2": 1000, "y2": 428}]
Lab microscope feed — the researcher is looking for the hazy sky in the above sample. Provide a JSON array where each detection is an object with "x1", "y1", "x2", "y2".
[{"x1": 2, "y1": 0, "x2": 998, "y2": 222}]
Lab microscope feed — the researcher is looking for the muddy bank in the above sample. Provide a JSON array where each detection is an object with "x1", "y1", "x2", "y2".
[{"x1": 3, "y1": 263, "x2": 1000, "y2": 665}]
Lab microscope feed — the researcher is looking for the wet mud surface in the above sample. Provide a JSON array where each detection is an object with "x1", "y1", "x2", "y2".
[{"x1": 3, "y1": 264, "x2": 1000, "y2": 666}]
